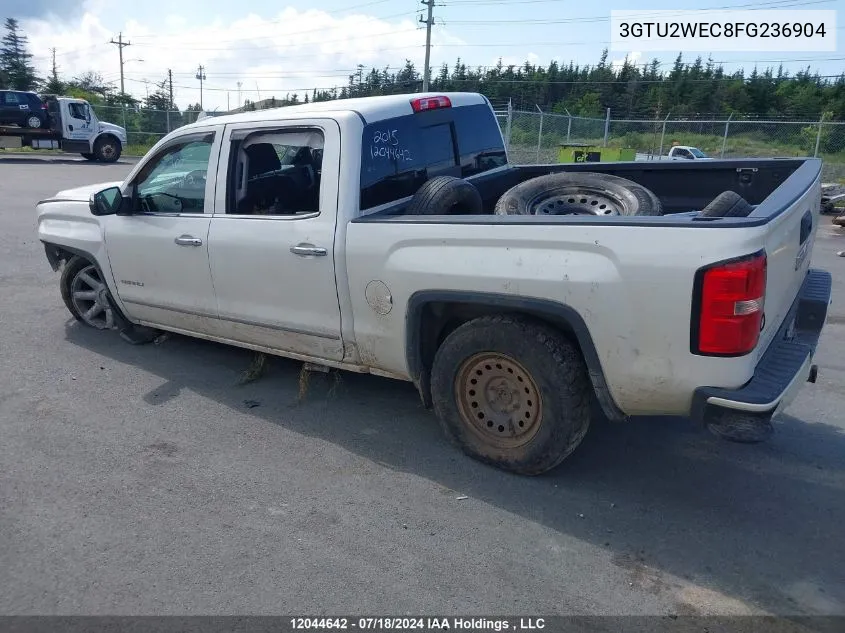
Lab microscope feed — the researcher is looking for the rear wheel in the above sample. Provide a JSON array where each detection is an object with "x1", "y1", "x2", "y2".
[
  {"x1": 60, "y1": 256, "x2": 115, "y2": 330},
  {"x1": 430, "y1": 315, "x2": 592, "y2": 475}
]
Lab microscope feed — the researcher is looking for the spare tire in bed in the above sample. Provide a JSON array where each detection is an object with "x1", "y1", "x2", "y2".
[
  {"x1": 494, "y1": 172, "x2": 663, "y2": 217},
  {"x1": 697, "y1": 190, "x2": 755, "y2": 218},
  {"x1": 406, "y1": 176, "x2": 484, "y2": 215}
]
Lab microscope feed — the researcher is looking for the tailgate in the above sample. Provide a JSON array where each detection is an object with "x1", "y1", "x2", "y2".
[{"x1": 753, "y1": 169, "x2": 822, "y2": 363}]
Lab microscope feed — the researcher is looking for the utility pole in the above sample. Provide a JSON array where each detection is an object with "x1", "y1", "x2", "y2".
[
  {"x1": 195, "y1": 65, "x2": 206, "y2": 109},
  {"x1": 50, "y1": 48, "x2": 59, "y2": 89},
  {"x1": 420, "y1": 0, "x2": 435, "y2": 92},
  {"x1": 109, "y1": 32, "x2": 131, "y2": 95},
  {"x1": 237, "y1": 81, "x2": 242, "y2": 109},
  {"x1": 165, "y1": 69, "x2": 173, "y2": 133}
]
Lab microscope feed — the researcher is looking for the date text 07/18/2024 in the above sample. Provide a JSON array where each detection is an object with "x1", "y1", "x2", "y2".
[{"x1": 290, "y1": 617, "x2": 547, "y2": 631}]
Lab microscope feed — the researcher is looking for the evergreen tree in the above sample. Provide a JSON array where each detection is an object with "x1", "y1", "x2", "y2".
[{"x1": 1, "y1": 18, "x2": 39, "y2": 90}]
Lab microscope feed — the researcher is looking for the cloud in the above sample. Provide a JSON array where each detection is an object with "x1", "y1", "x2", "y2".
[{"x1": 20, "y1": 5, "x2": 466, "y2": 111}]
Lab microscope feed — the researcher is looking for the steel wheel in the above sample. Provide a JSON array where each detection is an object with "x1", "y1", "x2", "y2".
[
  {"x1": 455, "y1": 352, "x2": 544, "y2": 450},
  {"x1": 98, "y1": 141, "x2": 117, "y2": 161},
  {"x1": 69, "y1": 264, "x2": 115, "y2": 330},
  {"x1": 531, "y1": 186, "x2": 624, "y2": 216}
]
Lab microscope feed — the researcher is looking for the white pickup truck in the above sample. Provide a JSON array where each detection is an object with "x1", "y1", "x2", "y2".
[
  {"x1": 637, "y1": 145, "x2": 713, "y2": 162},
  {"x1": 35, "y1": 92, "x2": 832, "y2": 475}
]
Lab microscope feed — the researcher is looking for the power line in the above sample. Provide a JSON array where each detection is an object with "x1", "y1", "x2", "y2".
[
  {"x1": 441, "y1": 0, "x2": 581, "y2": 4},
  {"x1": 124, "y1": 0, "x2": 394, "y2": 38},
  {"x1": 127, "y1": 10, "x2": 415, "y2": 47},
  {"x1": 129, "y1": 25, "x2": 421, "y2": 51},
  {"x1": 441, "y1": 0, "x2": 834, "y2": 23}
]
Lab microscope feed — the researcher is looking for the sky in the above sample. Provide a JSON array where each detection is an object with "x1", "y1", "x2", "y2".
[{"x1": 6, "y1": 0, "x2": 845, "y2": 113}]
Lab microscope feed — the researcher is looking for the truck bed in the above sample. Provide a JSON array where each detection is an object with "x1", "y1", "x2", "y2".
[
  {"x1": 345, "y1": 155, "x2": 823, "y2": 418},
  {"x1": 355, "y1": 157, "x2": 814, "y2": 226}
]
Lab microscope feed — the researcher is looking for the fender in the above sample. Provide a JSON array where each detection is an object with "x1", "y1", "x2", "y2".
[
  {"x1": 405, "y1": 290, "x2": 628, "y2": 422},
  {"x1": 41, "y1": 241, "x2": 139, "y2": 335}
]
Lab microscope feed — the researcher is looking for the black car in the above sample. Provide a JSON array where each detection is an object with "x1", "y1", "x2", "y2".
[{"x1": 0, "y1": 90, "x2": 50, "y2": 128}]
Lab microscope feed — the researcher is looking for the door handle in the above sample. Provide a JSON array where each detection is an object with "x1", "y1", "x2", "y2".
[
  {"x1": 174, "y1": 235, "x2": 203, "y2": 247},
  {"x1": 290, "y1": 244, "x2": 327, "y2": 257}
]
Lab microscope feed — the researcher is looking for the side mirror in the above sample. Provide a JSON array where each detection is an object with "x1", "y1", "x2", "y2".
[{"x1": 89, "y1": 186, "x2": 125, "y2": 216}]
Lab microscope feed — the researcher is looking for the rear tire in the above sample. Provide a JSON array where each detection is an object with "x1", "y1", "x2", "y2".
[
  {"x1": 93, "y1": 136, "x2": 121, "y2": 163},
  {"x1": 698, "y1": 190, "x2": 755, "y2": 218},
  {"x1": 430, "y1": 315, "x2": 592, "y2": 475},
  {"x1": 406, "y1": 176, "x2": 483, "y2": 215},
  {"x1": 494, "y1": 172, "x2": 663, "y2": 217}
]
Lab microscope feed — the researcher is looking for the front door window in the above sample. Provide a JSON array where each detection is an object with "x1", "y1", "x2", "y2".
[{"x1": 132, "y1": 133, "x2": 215, "y2": 214}]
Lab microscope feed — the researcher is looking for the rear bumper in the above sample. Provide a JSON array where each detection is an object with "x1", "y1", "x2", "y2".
[{"x1": 691, "y1": 268, "x2": 832, "y2": 423}]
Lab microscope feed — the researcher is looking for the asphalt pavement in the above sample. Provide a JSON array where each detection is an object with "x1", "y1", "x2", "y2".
[{"x1": 1, "y1": 155, "x2": 844, "y2": 618}]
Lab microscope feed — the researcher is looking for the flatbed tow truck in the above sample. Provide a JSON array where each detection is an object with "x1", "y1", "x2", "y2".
[{"x1": 0, "y1": 95, "x2": 127, "y2": 162}]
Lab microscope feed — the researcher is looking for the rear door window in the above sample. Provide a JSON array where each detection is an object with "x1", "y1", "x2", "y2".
[{"x1": 360, "y1": 103, "x2": 507, "y2": 210}]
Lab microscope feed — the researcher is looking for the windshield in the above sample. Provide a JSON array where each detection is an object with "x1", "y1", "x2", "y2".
[{"x1": 689, "y1": 148, "x2": 708, "y2": 158}]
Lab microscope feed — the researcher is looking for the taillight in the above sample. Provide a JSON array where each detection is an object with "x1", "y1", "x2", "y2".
[
  {"x1": 411, "y1": 96, "x2": 452, "y2": 112},
  {"x1": 692, "y1": 251, "x2": 767, "y2": 356}
]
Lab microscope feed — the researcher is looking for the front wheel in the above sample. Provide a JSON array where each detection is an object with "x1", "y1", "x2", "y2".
[
  {"x1": 93, "y1": 136, "x2": 121, "y2": 163},
  {"x1": 430, "y1": 315, "x2": 593, "y2": 475},
  {"x1": 60, "y1": 256, "x2": 116, "y2": 330}
]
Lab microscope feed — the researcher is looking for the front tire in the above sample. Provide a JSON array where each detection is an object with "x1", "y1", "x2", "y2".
[
  {"x1": 430, "y1": 315, "x2": 592, "y2": 475},
  {"x1": 93, "y1": 135, "x2": 121, "y2": 163},
  {"x1": 60, "y1": 256, "x2": 116, "y2": 330}
]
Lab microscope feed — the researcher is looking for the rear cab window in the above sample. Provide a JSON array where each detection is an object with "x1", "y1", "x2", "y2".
[{"x1": 360, "y1": 102, "x2": 507, "y2": 211}]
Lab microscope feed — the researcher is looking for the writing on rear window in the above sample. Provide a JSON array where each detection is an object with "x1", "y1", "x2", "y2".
[
  {"x1": 370, "y1": 128, "x2": 413, "y2": 162},
  {"x1": 360, "y1": 103, "x2": 507, "y2": 210}
]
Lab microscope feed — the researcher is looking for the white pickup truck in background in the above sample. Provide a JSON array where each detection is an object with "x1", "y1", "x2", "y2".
[
  {"x1": 35, "y1": 92, "x2": 832, "y2": 475},
  {"x1": 636, "y1": 145, "x2": 714, "y2": 162}
]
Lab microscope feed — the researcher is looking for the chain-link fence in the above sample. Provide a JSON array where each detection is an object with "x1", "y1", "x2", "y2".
[
  {"x1": 91, "y1": 104, "x2": 221, "y2": 151},
  {"x1": 92, "y1": 101, "x2": 845, "y2": 181},
  {"x1": 496, "y1": 105, "x2": 845, "y2": 182}
]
